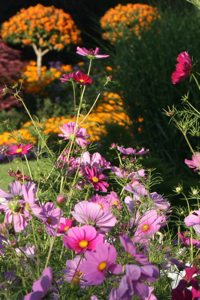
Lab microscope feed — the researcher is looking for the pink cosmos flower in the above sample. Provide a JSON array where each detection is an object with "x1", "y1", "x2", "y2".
[
  {"x1": 184, "y1": 209, "x2": 200, "y2": 227},
  {"x1": 171, "y1": 51, "x2": 192, "y2": 84},
  {"x1": 118, "y1": 264, "x2": 159, "y2": 300},
  {"x1": 74, "y1": 71, "x2": 92, "y2": 85},
  {"x1": 62, "y1": 256, "x2": 90, "y2": 287},
  {"x1": 5, "y1": 143, "x2": 34, "y2": 155},
  {"x1": 177, "y1": 232, "x2": 200, "y2": 249},
  {"x1": 133, "y1": 210, "x2": 163, "y2": 244},
  {"x1": 60, "y1": 72, "x2": 75, "y2": 83},
  {"x1": 0, "y1": 181, "x2": 24, "y2": 201},
  {"x1": 89, "y1": 194, "x2": 110, "y2": 212},
  {"x1": 79, "y1": 151, "x2": 111, "y2": 172},
  {"x1": 0, "y1": 199, "x2": 32, "y2": 232},
  {"x1": 38, "y1": 202, "x2": 63, "y2": 235},
  {"x1": 58, "y1": 122, "x2": 90, "y2": 148},
  {"x1": 105, "y1": 191, "x2": 122, "y2": 210},
  {"x1": 57, "y1": 217, "x2": 75, "y2": 235},
  {"x1": 24, "y1": 267, "x2": 52, "y2": 300},
  {"x1": 63, "y1": 225, "x2": 104, "y2": 254},
  {"x1": 8, "y1": 170, "x2": 29, "y2": 182},
  {"x1": 71, "y1": 201, "x2": 117, "y2": 233},
  {"x1": 117, "y1": 146, "x2": 149, "y2": 155},
  {"x1": 84, "y1": 166, "x2": 109, "y2": 192},
  {"x1": 76, "y1": 46, "x2": 110, "y2": 59},
  {"x1": 79, "y1": 243, "x2": 122, "y2": 285},
  {"x1": 22, "y1": 184, "x2": 44, "y2": 219},
  {"x1": 120, "y1": 234, "x2": 149, "y2": 265},
  {"x1": 184, "y1": 152, "x2": 200, "y2": 172},
  {"x1": 176, "y1": 266, "x2": 199, "y2": 291}
]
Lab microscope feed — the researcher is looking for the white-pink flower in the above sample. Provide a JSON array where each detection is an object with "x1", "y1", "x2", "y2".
[
  {"x1": 71, "y1": 201, "x2": 117, "y2": 233},
  {"x1": 58, "y1": 122, "x2": 90, "y2": 147}
]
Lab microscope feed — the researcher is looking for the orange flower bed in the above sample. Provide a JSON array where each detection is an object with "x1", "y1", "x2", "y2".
[
  {"x1": 21, "y1": 61, "x2": 72, "y2": 94},
  {"x1": 0, "y1": 93, "x2": 132, "y2": 145},
  {"x1": 1, "y1": 4, "x2": 82, "y2": 49},
  {"x1": 100, "y1": 3, "x2": 160, "y2": 42}
]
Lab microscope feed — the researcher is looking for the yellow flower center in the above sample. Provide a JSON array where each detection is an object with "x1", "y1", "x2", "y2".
[
  {"x1": 64, "y1": 226, "x2": 69, "y2": 231},
  {"x1": 142, "y1": 224, "x2": 149, "y2": 231},
  {"x1": 47, "y1": 217, "x2": 52, "y2": 224},
  {"x1": 113, "y1": 200, "x2": 118, "y2": 205},
  {"x1": 98, "y1": 262, "x2": 107, "y2": 271},
  {"x1": 98, "y1": 203, "x2": 103, "y2": 210},
  {"x1": 92, "y1": 176, "x2": 99, "y2": 183},
  {"x1": 16, "y1": 148, "x2": 23, "y2": 153},
  {"x1": 79, "y1": 240, "x2": 88, "y2": 248},
  {"x1": 79, "y1": 79, "x2": 84, "y2": 82},
  {"x1": 72, "y1": 276, "x2": 80, "y2": 285}
]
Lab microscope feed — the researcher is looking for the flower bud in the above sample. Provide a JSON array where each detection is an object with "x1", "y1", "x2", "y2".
[
  {"x1": 110, "y1": 143, "x2": 116, "y2": 149},
  {"x1": 56, "y1": 194, "x2": 67, "y2": 204}
]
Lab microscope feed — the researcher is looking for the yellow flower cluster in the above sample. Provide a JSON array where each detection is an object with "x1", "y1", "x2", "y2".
[
  {"x1": 21, "y1": 61, "x2": 72, "y2": 94},
  {"x1": 100, "y1": 3, "x2": 160, "y2": 42},
  {"x1": 0, "y1": 93, "x2": 132, "y2": 145}
]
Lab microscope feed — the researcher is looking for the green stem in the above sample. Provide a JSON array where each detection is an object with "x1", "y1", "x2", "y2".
[
  {"x1": 192, "y1": 74, "x2": 200, "y2": 90},
  {"x1": 182, "y1": 192, "x2": 191, "y2": 214},
  {"x1": 44, "y1": 210, "x2": 62, "y2": 269},
  {"x1": 24, "y1": 154, "x2": 33, "y2": 180},
  {"x1": 60, "y1": 176, "x2": 64, "y2": 194},
  {"x1": 79, "y1": 93, "x2": 100, "y2": 126}
]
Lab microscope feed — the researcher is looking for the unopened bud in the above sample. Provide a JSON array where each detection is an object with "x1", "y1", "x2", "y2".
[
  {"x1": 110, "y1": 143, "x2": 116, "y2": 149},
  {"x1": 56, "y1": 194, "x2": 67, "y2": 204},
  {"x1": 135, "y1": 200, "x2": 141, "y2": 206}
]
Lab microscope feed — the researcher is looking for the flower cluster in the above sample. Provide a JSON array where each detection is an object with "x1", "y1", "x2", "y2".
[
  {"x1": 21, "y1": 61, "x2": 72, "y2": 94},
  {"x1": 100, "y1": 3, "x2": 160, "y2": 42},
  {"x1": 1, "y1": 4, "x2": 82, "y2": 49}
]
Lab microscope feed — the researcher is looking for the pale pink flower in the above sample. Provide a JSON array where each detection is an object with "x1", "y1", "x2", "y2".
[
  {"x1": 63, "y1": 225, "x2": 104, "y2": 253},
  {"x1": 71, "y1": 201, "x2": 117, "y2": 233},
  {"x1": 133, "y1": 210, "x2": 163, "y2": 244},
  {"x1": 185, "y1": 152, "x2": 200, "y2": 172},
  {"x1": 184, "y1": 210, "x2": 200, "y2": 227},
  {"x1": 38, "y1": 202, "x2": 63, "y2": 235},
  {"x1": 58, "y1": 122, "x2": 90, "y2": 148},
  {"x1": 79, "y1": 243, "x2": 122, "y2": 285},
  {"x1": 76, "y1": 46, "x2": 110, "y2": 59},
  {"x1": 0, "y1": 200, "x2": 32, "y2": 232}
]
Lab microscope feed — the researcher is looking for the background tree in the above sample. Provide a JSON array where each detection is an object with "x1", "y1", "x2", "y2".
[{"x1": 1, "y1": 4, "x2": 82, "y2": 82}]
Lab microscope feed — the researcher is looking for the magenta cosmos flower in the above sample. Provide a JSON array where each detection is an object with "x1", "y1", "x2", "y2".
[
  {"x1": 74, "y1": 71, "x2": 92, "y2": 85},
  {"x1": 57, "y1": 217, "x2": 75, "y2": 235},
  {"x1": 171, "y1": 51, "x2": 192, "y2": 84},
  {"x1": 58, "y1": 122, "x2": 90, "y2": 148},
  {"x1": 84, "y1": 166, "x2": 109, "y2": 192},
  {"x1": 63, "y1": 225, "x2": 104, "y2": 254},
  {"x1": 5, "y1": 143, "x2": 34, "y2": 155},
  {"x1": 185, "y1": 152, "x2": 200, "y2": 172},
  {"x1": 76, "y1": 46, "x2": 110, "y2": 59},
  {"x1": 79, "y1": 243, "x2": 122, "y2": 285},
  {"x1": 24, "y1": 267, "x2": 52, "y2": 300},
  {"x1": 71, "y1": 201, "x2": 117, "y2": 233}
]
